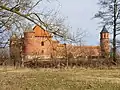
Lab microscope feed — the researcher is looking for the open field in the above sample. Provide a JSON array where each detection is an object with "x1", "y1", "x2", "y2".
[{"x1": 0, "y1": 67, "x2": 120, "y2": 90}]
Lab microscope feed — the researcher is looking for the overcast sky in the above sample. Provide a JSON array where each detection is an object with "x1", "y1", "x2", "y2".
[
  {"x1": 36, "y1": 0, "x2": 102, "y2": 45},
  {"x1": 59, "y1": 0, "x2": 100, "y2": 45}
]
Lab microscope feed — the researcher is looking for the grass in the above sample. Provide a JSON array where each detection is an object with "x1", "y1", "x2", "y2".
[{"x1": 0, "y1": 67, "x2": 120, "y2": 90}]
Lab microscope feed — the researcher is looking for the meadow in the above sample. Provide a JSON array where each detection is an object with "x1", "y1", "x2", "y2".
[{"x1": 0, "y1": 67, "x2": 120, "y2": 90}]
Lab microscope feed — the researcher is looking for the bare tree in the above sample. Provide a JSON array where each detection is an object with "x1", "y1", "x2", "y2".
[
  {"x1": 54, "y1": 29, "x2": 86, "y2": 67},
  {"x1": 94, "y1": 0, "x2": 120, "y2": 62},
  {"x1": 0, "y1": 0, "x2": 42, "y2": 47},
  {"x1": 0, "y1": 0, "x2": 68, "y2": 47}
]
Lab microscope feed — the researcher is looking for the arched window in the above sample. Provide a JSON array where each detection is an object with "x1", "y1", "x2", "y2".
[{"x1": 41, "y1": 41, "x2": 44, "y2": 46}]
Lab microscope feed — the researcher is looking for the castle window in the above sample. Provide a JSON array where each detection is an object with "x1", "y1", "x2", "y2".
[
  {"x1": 41, "y1": 41, "x2": 44, "y2": 46},
  {"x1": 41, "y1": 50, "x2": 44, "y2": 54},
  {"x1": 106, "y1": 40, "x2": 109, "y2": 43}
]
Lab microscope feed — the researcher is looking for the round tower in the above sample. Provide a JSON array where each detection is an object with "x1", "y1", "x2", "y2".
[{"x1": 100, "y1": 26, "x2": 110, "y2": 57}]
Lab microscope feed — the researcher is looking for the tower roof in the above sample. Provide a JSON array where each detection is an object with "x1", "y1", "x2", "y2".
[{"x1": 100, "y1": 26, "x2": 109, "y2": 33}]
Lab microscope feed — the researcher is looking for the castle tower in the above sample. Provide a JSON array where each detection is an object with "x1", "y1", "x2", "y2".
[
  {"x1": 100, "y1": 26, "x2": 110, "y2": 57},
  {"x1": 24, "y1": 25, "x2": 53, "y2": 59}
]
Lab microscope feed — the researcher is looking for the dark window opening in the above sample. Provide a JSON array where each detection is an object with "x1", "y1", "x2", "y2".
[
  {"x1": 41, "y1": 41, "x2": 44, "y2": 46},
  {"x1": 41, "y1": 50, "x2": 44, "y2": 54}
]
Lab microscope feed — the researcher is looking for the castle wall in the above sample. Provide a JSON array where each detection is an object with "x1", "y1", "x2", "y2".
[
  {"x1": 23, "y1": 27, "x2": 58, "y2": 59},
  {"x1": 24, "y1": 32, "x2": 35, "y2": 55}
]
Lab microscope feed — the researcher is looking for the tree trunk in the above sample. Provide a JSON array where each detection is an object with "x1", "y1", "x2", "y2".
[
  {"x1": 113, "y1": 0, "x2": 117, "y2": 62},
  {"x1": 64, "y1": 43, "x2": 68, "y2": 68}
]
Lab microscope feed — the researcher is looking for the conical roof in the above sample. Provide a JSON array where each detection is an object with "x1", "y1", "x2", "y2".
[{"x1": 100, "y1": 26, "x2": 109, "y2": 33}]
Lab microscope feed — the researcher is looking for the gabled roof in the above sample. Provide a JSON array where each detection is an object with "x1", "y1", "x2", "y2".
[
  {"x1": 33, "y1": 25, "x2": 51, "y2": 37},
  {"x1": 100, "y1": 26, "x2": 109, "y2": 33}
]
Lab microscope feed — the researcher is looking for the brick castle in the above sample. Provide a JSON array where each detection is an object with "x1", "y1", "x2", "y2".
[{"x1": 10, "y1": 25, "x2": 110, "y2": 60}]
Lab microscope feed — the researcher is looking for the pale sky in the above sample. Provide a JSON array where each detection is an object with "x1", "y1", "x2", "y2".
[{"x1": 35, "y1": 0, "x2": 101, "y2": 45}]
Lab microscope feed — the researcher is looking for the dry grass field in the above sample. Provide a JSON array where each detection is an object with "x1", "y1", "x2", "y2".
[{"x1": 0, "y1": 67, "x2": 120, "y2": 90}]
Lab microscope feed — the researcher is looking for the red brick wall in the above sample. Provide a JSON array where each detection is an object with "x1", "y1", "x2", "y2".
[
  {"x1": 100, "y1": 33, "x2": 110, "y2": 56},
  {"x1": 24, "y1": 26, "x2": 56, "y2": 59}
]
